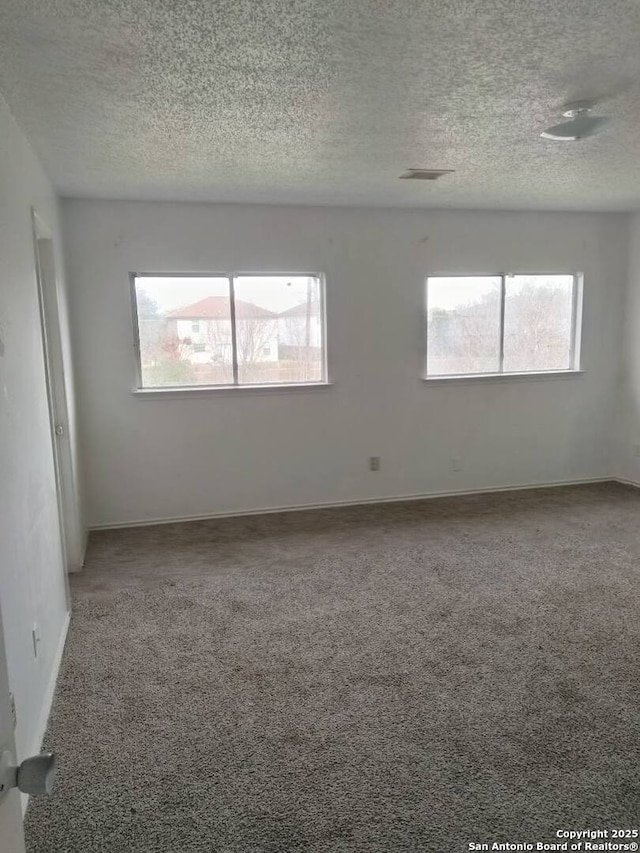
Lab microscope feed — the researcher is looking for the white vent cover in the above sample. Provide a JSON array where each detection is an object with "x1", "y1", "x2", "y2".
[{"x1": 399, "y1": 168, "x2": 455, "y2": 181}]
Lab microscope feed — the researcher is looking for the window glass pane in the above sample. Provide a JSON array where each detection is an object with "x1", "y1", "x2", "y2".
[
  {"x1": 427, "y1": 276, "x2": 502, "y2": 375},
  {"x1": 233, "y1": 276, "x2": 323, "y2": 385},
  {"x1": 503, "y1": 275, "x2": 573, "y2": 372},
  {"x1": 134, "y1": 276, "x2": 233, "y2": 387}
]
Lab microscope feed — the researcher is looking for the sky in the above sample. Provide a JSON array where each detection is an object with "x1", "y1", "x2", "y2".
[
  {"x1": 427, "y1": 277, "x2": 501, "y2": 312},
  {"x1": 137, "y1": 273, "x2": 572, "y2": 316},
  {"x1": 427, "y1": 275, "x2": 573, "y2": 312},
  {"x1": 136, "y1": 275, "x2": 319, "y2": 315}
]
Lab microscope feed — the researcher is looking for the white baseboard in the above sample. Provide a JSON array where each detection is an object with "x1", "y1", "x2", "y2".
[
  {"x1": 614, "y1": 476, "x2": 640, "y2": 490},
  {"x1": 90, "y1": 476, "x2": 615, "y2": 531},
  {"x1": 21, "y1": 609, "x2": 71, "y2": 814}
]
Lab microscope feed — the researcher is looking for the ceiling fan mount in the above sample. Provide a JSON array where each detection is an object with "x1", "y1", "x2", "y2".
[
  {"x1": 540, "y1": 100, "x2": 610, "y2": 141},
  {"x1": 561, "y1": 100, "x2": 596, "y2": 118}
]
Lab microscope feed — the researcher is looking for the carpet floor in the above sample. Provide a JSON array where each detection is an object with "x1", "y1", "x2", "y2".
[{"x1": 25, "y1": 483, "x2": 640, "y2": 852}]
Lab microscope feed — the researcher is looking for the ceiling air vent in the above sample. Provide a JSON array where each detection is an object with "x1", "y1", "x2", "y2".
[{"x1": 399, "y1": 168, "x2": 455, "y2": 181}]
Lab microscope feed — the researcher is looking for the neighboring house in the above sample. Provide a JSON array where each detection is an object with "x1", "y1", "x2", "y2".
[
  {"x1": 278, "y1": 299, "x2": 323, "y2": 350},
  {"x1": 166, "y1": 296, "x2": 279, "y2": 364}
]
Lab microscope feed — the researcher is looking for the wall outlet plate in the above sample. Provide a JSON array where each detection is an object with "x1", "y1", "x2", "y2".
[
  {"x1": 369, "y1": 456, "x2": 381, "y2": 471},
  {"x1": 451, "y1": 457, "x2": 463, "y2": 472}
]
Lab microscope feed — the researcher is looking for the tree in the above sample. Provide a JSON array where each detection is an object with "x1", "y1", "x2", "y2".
[
  {"x1": 428, "y1": 280, "x2": 572, "y2": 374},
  {"x1": 135, "y1": 289, "x2": 198, "y2": 385},
  {"x1": 142, "y1": 332, "x2": 195, "y2": 386},
  {"x1": 161, "y1": 334, "x2": 192, "y2": 362},
  {"x1": 205, "y1": 315, "x2": 276, "y2": 381},
  {"x1": 503, "y1": 281, "x2": 571, "y2": 370},
  {"x1": 136, "y1": 289, "x2": 160, "y2": 320},
  {"x1": 204, "y1": 319, "x2": 233, "y2": 364},
  {"x1": 236, "y1": 318, "x2": 275, "y2": 366},
  {"x1": 428, "y1": 287, "x2": 501, "y2": 373}
]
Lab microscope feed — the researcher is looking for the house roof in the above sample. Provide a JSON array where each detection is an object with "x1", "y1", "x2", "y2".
[
  {"x1": 279, "y1": 300, "x2": 321, "y2": 318},
  {"x1": 167, "y1": 296, "x2": 276, "y2": 320}
]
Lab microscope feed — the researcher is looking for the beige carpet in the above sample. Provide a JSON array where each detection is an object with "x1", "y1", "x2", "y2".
[{"x1": 25, "y1": 483, "x2": 640, "y2": 852}]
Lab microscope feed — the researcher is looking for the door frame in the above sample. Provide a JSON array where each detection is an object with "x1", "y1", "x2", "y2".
[{"x1": 31, "y1": 209, "x2": 77, "y2": 602}]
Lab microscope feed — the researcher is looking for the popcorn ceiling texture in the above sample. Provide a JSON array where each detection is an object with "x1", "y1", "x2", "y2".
[
  {"x1": 1, "y1": 0, "x2": 640, "y2": 208},
  {"x1": 25, "y1": 483, "x2": 640, "y2": 852}
]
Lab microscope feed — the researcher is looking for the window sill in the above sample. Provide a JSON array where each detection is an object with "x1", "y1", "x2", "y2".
[
  {"x1": 132, "y1": 381, "x2": 334, "y2": 398},
  {"x1": 423, "y1": 369, "x2": 584, "y2": 385}
]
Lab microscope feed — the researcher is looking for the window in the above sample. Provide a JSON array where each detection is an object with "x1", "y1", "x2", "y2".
[
  {"x1": 131, "y1": 273, "x2": 326, "y2": 389},
  {"x1": 425, "y1": 274, "x2": 581, "y2": 378}
]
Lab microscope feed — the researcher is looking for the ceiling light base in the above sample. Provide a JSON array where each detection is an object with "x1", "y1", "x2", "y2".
[
  {"x1": 562, "y1": 100, "x2": 595, "y2": 118},
  {"x1": 541, "y1": 99, "x2": 609, "y2": 141}
]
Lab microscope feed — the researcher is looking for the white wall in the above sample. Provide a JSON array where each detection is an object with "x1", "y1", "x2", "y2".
[
  {"x1": 0, "y1": 95, "x2": 81, "y2": 762},
  {"x1": 62, "y1": 200, "x2": 628, "y2": 528},
  {"x1": 615, "y1": 213, "x2": 640, "y2": 484}
]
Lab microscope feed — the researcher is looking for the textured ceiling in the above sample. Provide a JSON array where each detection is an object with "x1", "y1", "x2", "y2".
[{"x1": 1, "y1": 0, "x2": 640, "y2": 209}]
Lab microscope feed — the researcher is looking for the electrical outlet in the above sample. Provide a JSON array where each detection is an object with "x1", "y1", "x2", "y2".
[
  {"x1": 32, "y1": 623, "x2": 41, "y2": 659},
  {"x1": 633, "y1": 444, "x2": 640, "y2": 459},
  {"x1": 451, "y1": 456, "x2": 463, "y2": 472},
  {"x1": 369, "y1": 456, "x2": 381, "y2": 471}
]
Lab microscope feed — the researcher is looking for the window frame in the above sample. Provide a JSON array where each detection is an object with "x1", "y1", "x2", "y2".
[
  {"x1": 129, "y1": 271, "x2": 330, "y2": 393},
  {"x1": 424, "y1": 272, "x2": 583, "y2": 381}
]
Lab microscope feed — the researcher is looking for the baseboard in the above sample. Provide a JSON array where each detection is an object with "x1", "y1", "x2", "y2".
[
  {"x1": 89, "y1": 476, "x2": 615, "y2": 531},
  {"x1": 614, "y1": 476, "x2": 640, "y2": 490},
  {"x1": 33, "y1": 610, "x2": 71, "y2": 752},
  {"x1": 21, "y1": 609, "x2": 71, "y2": 814}
]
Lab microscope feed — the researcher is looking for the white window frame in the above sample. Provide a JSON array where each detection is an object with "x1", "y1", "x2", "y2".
[
  {"x1": 130, "y1": 272, "x2": 330, "y2": 394},
  {"x1": 424, "y1": 272, "x2": 584, "y2": 381}
]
